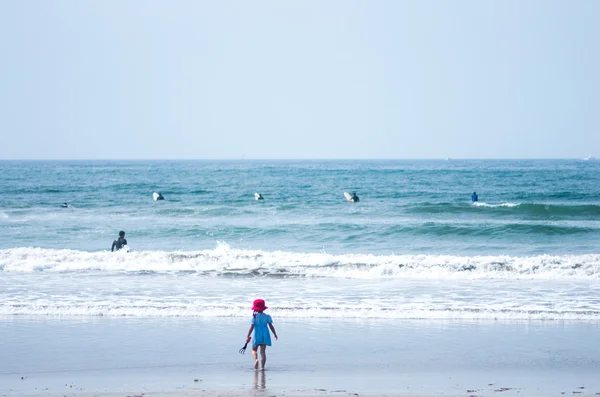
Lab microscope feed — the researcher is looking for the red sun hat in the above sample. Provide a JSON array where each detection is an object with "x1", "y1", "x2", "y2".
[{"x1": 252, "y1": 299, "x2": 268, "y2": 311}]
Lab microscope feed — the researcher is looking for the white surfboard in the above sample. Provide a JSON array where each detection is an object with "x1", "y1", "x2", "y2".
[
  {"x1": 344, "y1": 192, "x2": 357, "y2": 202},
  {"x1": 255, "y1": 192, "x2": 264, "y2": 200},
  {"x1": 153, "y1": 192, "x2": 164, "y2": 201}
]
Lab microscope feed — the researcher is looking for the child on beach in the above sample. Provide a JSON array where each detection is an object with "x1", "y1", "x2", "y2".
[{"x1": 245, "y1": 299, "x2": 278, "y2": 370}]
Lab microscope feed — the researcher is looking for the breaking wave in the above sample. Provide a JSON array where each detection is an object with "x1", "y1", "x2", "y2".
[{"x1": 1, "y1": 243, "x2": 599, "y2": 279}]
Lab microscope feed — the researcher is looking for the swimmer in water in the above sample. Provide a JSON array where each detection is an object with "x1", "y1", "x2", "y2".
[{"x1": 111, "y1": 230, "x2": 128, "y2": 251}]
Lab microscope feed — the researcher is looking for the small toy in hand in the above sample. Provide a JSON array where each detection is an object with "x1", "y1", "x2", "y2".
[{"x1": 239, "y1": 337, "x2": 251, "y2": 354}]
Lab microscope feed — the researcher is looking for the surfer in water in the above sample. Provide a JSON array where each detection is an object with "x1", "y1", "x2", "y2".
[
  {"x1": 471, "y1": 192, "x2": 478, "y2": 202},
  {"x1": 350, "y1": 192, "x2": 360, "y2": 202},
  {"x1": 111, "y1": 231, "x2": 128, "y2": 251}
]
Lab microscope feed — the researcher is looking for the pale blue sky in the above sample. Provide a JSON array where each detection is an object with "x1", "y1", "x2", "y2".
[{"x1": 0, "y1": 1, "x2": 598, "y2": 159}]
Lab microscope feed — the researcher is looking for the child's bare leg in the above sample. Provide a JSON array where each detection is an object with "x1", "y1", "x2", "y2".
[
  {"x1": 252, "y1": 346, "x2": 259, "y2": 369},
  {"x1": 259, "y1": 344, "x2": 267, "y2": 369}
]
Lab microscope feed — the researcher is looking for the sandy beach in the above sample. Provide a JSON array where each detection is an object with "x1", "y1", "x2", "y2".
[
  {"x1": 2, "y1": 317, "x2": 599, "y2": 397},
  {"x1": 8, "y1": 391, "x2": 454, "y2": 397}
]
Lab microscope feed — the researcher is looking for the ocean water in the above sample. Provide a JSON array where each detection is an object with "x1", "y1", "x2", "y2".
[{"x1": 1, "y1": 159, "x2": 600, "y2": 320}]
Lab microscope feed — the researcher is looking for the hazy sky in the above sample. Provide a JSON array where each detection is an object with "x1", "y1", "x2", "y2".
[{"x1": 1, "y1": 1, "x2": 598, "y2": 159}]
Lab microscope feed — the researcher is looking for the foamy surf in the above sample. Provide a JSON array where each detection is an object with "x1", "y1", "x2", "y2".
[
  {"x1": 1, "y1": 243, "x2": 599, "y2": 280},
  {"x1": 472, "y1": 202, "x2": 520, "y2": 208},
  {"x1": 2, "y1": 303, "x2": 600, "y2": 320},
  {"x1": 2, "y1": 243, "x2": 599, "y2": 321}
]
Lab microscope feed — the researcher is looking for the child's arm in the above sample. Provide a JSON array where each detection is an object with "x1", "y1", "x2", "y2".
[
  {"x1": 268, "y1": 323, "x2": 278, "y2": 340},
  {"x1": 246, "y1": 324, "x2": 254, "y2": 343}
]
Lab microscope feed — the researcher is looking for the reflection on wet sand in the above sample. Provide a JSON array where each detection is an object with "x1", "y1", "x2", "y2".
[{"x1": 253, "y1": 369, "x2": 266, "y2": 390}]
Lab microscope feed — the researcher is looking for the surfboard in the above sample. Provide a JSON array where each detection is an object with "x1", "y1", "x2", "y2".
[
  {"x1": 344, "y1": 192, "x2": 355, "y2": 202},
  {"x1": 255, "y1": 193, "x2": 264, "y2": 200},
  {"x1": 153, "y1": 192, "x2": 164, "y2": 201}
]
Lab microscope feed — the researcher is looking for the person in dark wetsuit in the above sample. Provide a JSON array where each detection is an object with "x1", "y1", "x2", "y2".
[
  {"x1": 111, "y1": 231, "x2": 128, "y2": 251},
  {"x1": 350, "y1": 192, "x2": 360, "y2": 202},
  {"x1": 471, "y1": 192, "x2": 478, "y2": 202}
]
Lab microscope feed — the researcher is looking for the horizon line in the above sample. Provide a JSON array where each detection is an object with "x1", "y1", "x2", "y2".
[{"x1": 0, "y1": 157, "x2": 595, "y2": 162}]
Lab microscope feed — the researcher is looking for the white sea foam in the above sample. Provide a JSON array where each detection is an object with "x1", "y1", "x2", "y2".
[
  {"x1": 1, "y1": 301, "x2": 599, "y2": 320},
  {"x1": 2, "y1": 243, "x2": 599, "y2": 320},
  {"x1": 472, "y1": 202, "x2": 520, "y2": 208},
  {"x1": 1, "y1": 243, "x2": 599, "y2": 279}
]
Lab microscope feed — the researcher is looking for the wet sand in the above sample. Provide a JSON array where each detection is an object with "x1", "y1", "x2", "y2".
[{"x1": 1, "y1": 317, "x2": 599, "y2": 397}]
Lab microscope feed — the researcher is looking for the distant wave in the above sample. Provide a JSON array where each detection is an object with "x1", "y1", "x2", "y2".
[
  {"x1": 475, "y1": 202, "x2": 600, "y2": 216},
  {"x1": 379, "y1": 222, "x2": 595, "y2": 237},
  {"x1": 1, "y1": 243, "x2": 599, "y2": 279},
  {"x1": 408, "y1": 202, "x2": 600, "y2": 217}
]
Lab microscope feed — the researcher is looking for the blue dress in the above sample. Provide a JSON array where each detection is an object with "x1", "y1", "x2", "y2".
[{"x1": 251, "y1": 313, "x2": 273, "y2": 346}]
